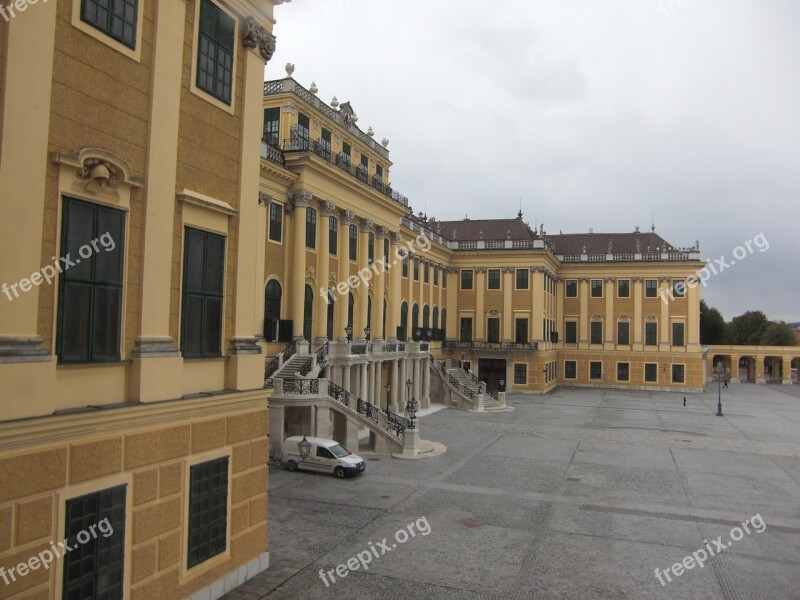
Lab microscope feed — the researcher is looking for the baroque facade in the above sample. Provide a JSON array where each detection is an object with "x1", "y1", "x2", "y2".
[
  {"x1": 257, "y1": 72, "x2": 707, "y2": 457},
  {"x1": 0, "y1": 0, "x2": 286, "y2": 597}
]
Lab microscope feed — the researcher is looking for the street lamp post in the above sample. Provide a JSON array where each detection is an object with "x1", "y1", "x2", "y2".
[
  {"x1": 364, "y1": 326, "x2": 371, "y2": 342},
  {"x1": 405, "y1": 378, "x2": 417, "y2": 428},
  {"x1": 385, "y1": 383, "x2": 391, "y2": 410},
  {"x1": 344, "y1": 325, "x2": 352, "y2": 343},
  {"x1": 499, "y1": 379, "x2": 505, "y2": 392},
  {"x1": 715, "y1": 364, "x2": 724, "y2": 416},
  {"x1": 298, "y1": 435, "x2": 312, "y2": 463}
]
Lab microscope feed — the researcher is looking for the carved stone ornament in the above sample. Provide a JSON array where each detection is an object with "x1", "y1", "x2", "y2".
[
  {"x1": 360, "y1": 218, "x2": 374, "y2": 232},
  {"x1": 390, "y1": 231, "x2": 402, "y2": 244},
  {"x1": 502, "y1": 266, "x2": 514, "y2": 273},
  {"x1": 475, "y1": 267, "x2": 487, "y2": 273},
  {"x1": 291, "y1": 189, "x2": 313, "y2": 206},
  {"x1": 341, "y1": 209, "x2": 356, "y2": 223},
  {"x1": 305, "y1": 266, "x2": 316, "y2": 280},
  {"x1": 377, "y1": 226, "x2": 389, "y2": 238},
  {"x1": 258, "y1": 191, "x2": 272, "y2": 206},
  {"x1": 241, "y1": 17, "x2": 276, "y2": 63},
  {"x1": 321, "y1": 201, "x2": 336, "y2": 216},
  {"x1": 81, "y1": 158, "x2": 119, "y2": 188}
]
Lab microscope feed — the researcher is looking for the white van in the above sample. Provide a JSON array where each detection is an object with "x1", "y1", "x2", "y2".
[{"x1": 282, "y1": 436, "x2": 365, "y2": 479}]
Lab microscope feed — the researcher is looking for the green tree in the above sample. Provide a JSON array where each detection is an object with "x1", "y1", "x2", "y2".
[
  {"x1": 759, "y1": 321, "x2": 796, "y2": 346},
  {"x1": 699, "y1": 300, "x2": 729, "y2": 344},
  {"x1": 729, "y1": 311, "x2": 768, "y2": 345}
]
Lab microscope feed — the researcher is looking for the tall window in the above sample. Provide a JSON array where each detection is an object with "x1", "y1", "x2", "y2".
[
  {"x1": 82, "y1": 0, "x2": 137, "y2": 48},
  {"x1": 329, "y1": 217, "x2": 338, "y2": 255},
  {"x1": 358, "y1": 154, "x2": 369, "y2": 182},
  {"x1": 460, "y1": 318, "x2": 473, "y2": 343},
  {"x1": 672, "y1": 279, "x2": 685, "y2": 298},
  {"x1": 305, "y1": 207, "x2": 317, "y2": 249},
  {"x1": 340, "y1": 142, "x2": 351, "y2": 169},
  {"x1": 617, "y1": 362, "x2": 630, "y2": 381},
  {"x1": 424, "y1": 262, "x2": 429, "y2": 283},
  {"x1": 383, "y1": 238, "x2": 389, "y2": 263},
  {"x1": 461, "y1": 270, "x2": 473, "y2": 290},
  {"x1": 400, "y1": 302, "x2": 408, "y2": 341},
  {"x1": 487, "y1": 269, "x2": 500, "y2": 290},
  {"x1": 374, "y1": 164, "x2": 383, "y2": 188},
  {"x1": 617, "y1": 322, "x2": 630, "y2": 345},
  {"x1": 264, "y1": 280, "x2": 281, "y2": 341},
  {"x1": 590, "y1": 279, "x2": 603, "y2": 298},
  {"x1": 57, "y1": 197, "x2": 125, "y2": 363},
  {"x1": 565, "y1": 280, "x2": 578, "y2": 297},
  {"x1": 441, "y1": 308, "x2": 447, "y2": 338},
  {"x1": 672, "y1": 322, "x2": 685, "y2": 346},
  {"x1": 565, "y1": 360, "x2": 577, "y2": 379},
  {"x1": 433, "y1": 307, "x2": 439, "y2": 330},
  {"x1": 645, "y1": 279, "x2": 658, "y2": 298},
  {"x1": 423, "y1": 305, "x2": 430, "y2": 328},
  {"x1": 442, "y1": 269, "x2": 447, "y2": 288},
  {"x1": 412, "y1": 304, "x2": 419, "y2": 335},
  {"x1": 645, "y1": 322, "x2": 658, "y2": 345},
  {"x1": 303, "y1": 285, "x2": 313, "y2": 340},
  {"x1": 188, "y1": 457, "x2": 229, "y2": 568},
  {"x1": 516, "y1": 268, "x2": 529, "y2": 290},
  {"x1": 617, "y1": 279, "x2": 630, "y2": 298},
  {"x1": 515, "y1": 318, "x2": 528, "y2": 343},
  {"x1": 433, "y1": 267, "x2": 439, "y2": 286},
  {"x1": 590, "y1": 321, "x2": 603, "y2": 344},
  {"x1": 327, "y1": 296, "x2": 335, "y2": 340},
  {"x1": 63, "y1": 485, "x2": 126, "y2": 599},
  {"x1": 487, "y1": 318, "x2": 500, "y2": 343},
  {"x1": 349, "y1": 224, "x2": 358, "y2": 260},
  {"x1": 413, "y1": 258, "x2": 419, "y2": 281},
  {"x1": 368, "y1": 232, "x2": 375, "y2": 263},
  {"x1": 347, "y1": 293, "x2": 354, "y2": 329},
  {"x1": 565, "y1": 321, "x2": 577, "y2": 344},
  {"x1": 297, "y1": 113, "x2": 310, "y2": 149},
  {"x1": 672, "y1": 364, "x2": 685, "y2": 383},
  {"x1": 514, "y1": 364, "x2": 527, "y2": 384},
  {"x1": 197, "y1": 0, "x2": 234, "y2": 104},
  {"x1": 268, "y1": 203, "x2": 282, "y2": 242},
  {"x1": 402, "y1": 254, "x2": 408, "y2": 277},
  {"x1": 321, "y1": 128, "x2": 332, "y2": 160},
  {"x1": 590, "y1": 361, "x2": 602, "y2": 380},
  {"x1": 645, "y1": 363, "x2": 658, "y2": 382},
  {"x1": 263, "y1": 107, "x2": 280, "y2": 145},
  {"x1": 182, "y1": 228, "x2": 225, "y2": 358}
]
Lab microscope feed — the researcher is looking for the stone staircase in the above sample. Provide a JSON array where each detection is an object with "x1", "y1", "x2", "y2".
[
  {"x1": 265, "y1": 341, "x2": 328, "y2": 387},
  {"x1": 435, "y1": 360, "x2": 505, "y2": 411}
]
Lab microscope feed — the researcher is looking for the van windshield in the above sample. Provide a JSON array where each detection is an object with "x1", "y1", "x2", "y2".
[{"x1": 329, "y1": 444, "x2": 351, "y2": 458}]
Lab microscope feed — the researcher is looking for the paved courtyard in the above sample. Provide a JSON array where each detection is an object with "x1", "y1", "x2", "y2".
[{"x1": 224, "y1": 384, "x2": 800, "y2": 599}]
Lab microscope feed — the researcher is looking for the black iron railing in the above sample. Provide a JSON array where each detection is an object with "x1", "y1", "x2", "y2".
[
  {"x1": 264, "y1": 341, "x2": 300, "y2": 387},
  {"x1": 282, "y1": 139, "x2": 409, "y2": 207},
  {"x1": 298, "y1": 357, "x2": 313, "y2": 377},
  {"x1": 315, "y1": 341, "x2": 329, "y2": 365},
  {"x1": 351, "y1": 344, "x2": 367, "y2": 355},
  {"x1": 282, "y1": 378, "x2": 319, "y2": 395},
  {"x1": 443, "y1": 340, "x2": 538, "y2": 352},
  {"x1": 327, "y1": 381, "x2": 351, "y2": 408},
  {"x1": 384, "y1": 343, "x2": 397, "y2": 352},
  {"x1": 387, "y1": 412, "x2": 411, "y2": 440}
]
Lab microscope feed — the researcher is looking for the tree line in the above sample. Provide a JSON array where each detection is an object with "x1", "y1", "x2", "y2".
[{"x1": 700, "y1": 301, "x2": 796, "y2": 346}]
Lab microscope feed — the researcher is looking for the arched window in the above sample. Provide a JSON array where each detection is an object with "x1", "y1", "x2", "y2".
[
  {"x1": 423, "y1": 305, "x2": 430, "y2": 329},
  {"x1": 264, "y1": 280, "x2": 282, "y2": 341},
  {"x1": 326, "y1": 293, "x2": 334, "y2": 340},
  {"x1": 348, "y1": 292, "x2": 354, "y2": 329},
  {"x1": 303, "y1": 285, "x2": 313, "y2": 340},
  {"x1": 383, "y1": 298, "x2": 387, "y2": 339},
  {"x1": 400, "y1": 302, "x2": 408, "y2": 341},
  {"x1": 305, "y1": 208, "x2": 317, "y2": 249},
  {"x1": 433, "y1": 307, "x2": 439, "y2": 330},
  {"x1": 412, "y1": 304, "x2": 419, "y2": 339},
  {"x1": 367, "y1": 296, "x2": 372, "y2": 335},
  {"x1": 441, "y1": 308, "x2": 447, "y2": 339}
]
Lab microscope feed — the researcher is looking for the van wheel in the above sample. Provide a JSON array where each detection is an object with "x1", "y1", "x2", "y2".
[
  {"x1": 334, "y1": 467, "x2": 346, "y2": 479},
  {"x1": 286, "y1": 460, "x2": 298, "y2": 472}
]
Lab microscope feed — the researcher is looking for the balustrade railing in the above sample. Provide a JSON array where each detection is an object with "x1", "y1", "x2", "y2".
[
  {"x1": 264, "y1": 340, "x2": 299, "y2": 387},
  {"x1": 387, "y1": 412, "x2": 410, "y2": 440},
  {"x1": 442, "y1": 340, "x2": 538, "y2": 352},
  {"x1": 281, "y1": 378, "x2": 319, "y2": 395},
  {"x1": 327, "y1": 381, "x2": 351, "y2": 408},
  {"x1": 315, "y1": 341, "x2": 329, "y2": 365},
  {"x1": 351, "y1": 343, "x2": 367, "y2": 355}
]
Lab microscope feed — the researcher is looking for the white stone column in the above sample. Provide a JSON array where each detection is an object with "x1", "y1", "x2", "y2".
[
  {"x1": 360, "y1": 363, "x2": 368, "y2": 400},
  {"x1": 413, "y1": 358, "x2": 421, "y2": 403},
  {"x1": 343, "y1": 364, "x2": 352, "y2": 393}
]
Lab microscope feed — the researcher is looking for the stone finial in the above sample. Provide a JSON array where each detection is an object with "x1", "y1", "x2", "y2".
[
  {"x1": 285, "y1": 62, "x2": 295, "y2": 77},
  {"x1": 309, "y1": 81, "x2": 318, "y2": 94}
]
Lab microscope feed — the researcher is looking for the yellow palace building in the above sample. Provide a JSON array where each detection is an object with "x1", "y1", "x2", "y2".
[
  {"x1": 0, "y1": 0, "x2": 287, "y2": 597},
  {"x1": 256, "y1": 70, "x2": 706, "y2": 456}
]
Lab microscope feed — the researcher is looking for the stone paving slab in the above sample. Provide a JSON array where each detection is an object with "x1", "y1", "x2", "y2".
[{"x1": 223, "y1": 383, "x2": 800, "y2": 600}]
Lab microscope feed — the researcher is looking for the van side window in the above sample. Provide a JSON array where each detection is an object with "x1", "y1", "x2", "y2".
[{"x1": 317, "y1": 447, "x2": 334, "y2": 459}]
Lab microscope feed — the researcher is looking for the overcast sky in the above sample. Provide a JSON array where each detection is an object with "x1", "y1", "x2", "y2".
[{"x1": 267, "y1": 1, "x2": 800, "y2": 323}]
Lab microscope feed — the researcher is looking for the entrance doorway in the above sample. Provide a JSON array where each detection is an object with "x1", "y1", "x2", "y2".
[{"x1": 479, "y1": 358, "x2": 506, "y2": 393}]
